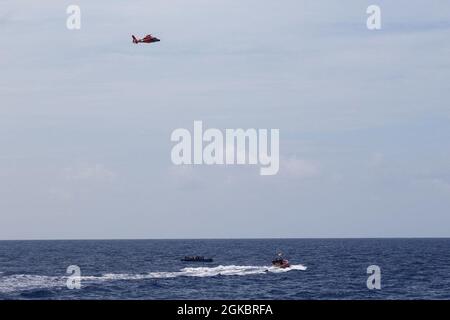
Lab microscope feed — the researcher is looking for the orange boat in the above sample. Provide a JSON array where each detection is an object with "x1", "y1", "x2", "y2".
[{"x1": 272, "y1": 258, "x2": 290, "y2": 268}]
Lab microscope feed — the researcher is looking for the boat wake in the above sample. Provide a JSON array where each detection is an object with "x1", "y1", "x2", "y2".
[
  {"x1": 123, "y1": 264, "x2": 307, "y2": 278},
  {"x1": 0, "y1": 264, "x2": 306, "y2": 293}
]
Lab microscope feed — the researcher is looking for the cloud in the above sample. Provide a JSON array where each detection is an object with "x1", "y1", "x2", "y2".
[
  {"x1": 369, "y1": 152, "x2": 384, "y2": 167},
  {"x1": 63, "y1": 164, "x2": 116, "y2": 182},
  {"x1": 280, "y1": 157, "x2": 320, "y2": 178},
  {"x1": 425, "y1": 177, "x2": 450, "y2": 194},
  {"x1": 46, "y1": 187, "x2": 74, "y2": 201},
  {"x1": 0, "y1": 14, "x2": 10, "y2": 26},
  {"x1": 167, "y1": 165, "x2": 205, "y2": 189}
]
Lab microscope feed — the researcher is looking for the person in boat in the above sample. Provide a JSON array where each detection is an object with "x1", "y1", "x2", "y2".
[
  {"x1": 272, "y1": 253, "x2": 279, "y2": 264},
  {"x1": 272, "y1": 252, "x2": 290, "y2": 267},
  {"x1": 274, "y1": 252, "x2": 284, "y2": 263}
]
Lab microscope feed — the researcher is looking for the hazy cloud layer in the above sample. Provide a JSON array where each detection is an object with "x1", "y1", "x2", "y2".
[{"x1": 0, "y1": 0, "x2": 450, "y2": 239}]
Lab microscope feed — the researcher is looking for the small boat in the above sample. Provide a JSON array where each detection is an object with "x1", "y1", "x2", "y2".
[
  {"x1": 181, "y1": 256, "x2": 213, "y2": 262},
  {"x1": 272, "y1": 258, "x2": 290, "y2": 268},
  {"x1": 272, "y1": 252, "x2": 291, "y2": 269}
]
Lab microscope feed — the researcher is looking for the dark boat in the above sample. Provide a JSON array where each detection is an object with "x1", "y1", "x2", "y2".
[
  {"x1": 272, "y1": 258, "x2": 290, "y2": 268},
  {"x1": 272, "y1": 252, "x2": 291, "y2": 269},
  {"x1": 181, "y1": 256, "x2": 213, "y2": 262}
]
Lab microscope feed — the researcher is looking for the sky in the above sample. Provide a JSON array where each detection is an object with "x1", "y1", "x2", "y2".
[{"x1": 0, "y1": 0, "x2": 450, "y2": 239}]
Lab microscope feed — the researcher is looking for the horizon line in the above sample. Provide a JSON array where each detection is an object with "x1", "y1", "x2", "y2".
[{"x1": 1, "y1": 236, "x2": 449, "y2": 241}]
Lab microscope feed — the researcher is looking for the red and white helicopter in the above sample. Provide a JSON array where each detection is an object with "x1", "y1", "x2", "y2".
[{"x1": 132, "y1": 34, "x2": 160, "y2": 44}]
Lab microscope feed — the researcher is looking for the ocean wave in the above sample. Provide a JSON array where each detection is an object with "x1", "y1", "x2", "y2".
[
  {"x1": 0, "y1": 264, "x2": 306, "y2": 293},
  {"x1": 0, "y1": 274, "x2": 63, "y2": 293}
]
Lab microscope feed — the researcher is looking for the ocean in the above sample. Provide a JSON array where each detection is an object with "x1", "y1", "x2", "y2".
[{"x1": 0, "y1": 239, "x2": 449, "y2": 300}]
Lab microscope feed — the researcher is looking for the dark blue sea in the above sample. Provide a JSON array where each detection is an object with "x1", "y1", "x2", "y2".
[{"x1": 0, "y1": 239, "x2": 449, "y2": 300}]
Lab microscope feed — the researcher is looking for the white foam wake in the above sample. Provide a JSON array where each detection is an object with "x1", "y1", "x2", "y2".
[
  {"x1": 0, "y1": 264, "x2": 306, "y2": 293},
  {"x1": 0, "y1": 274, "x2": 63, "y2": 293}
]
